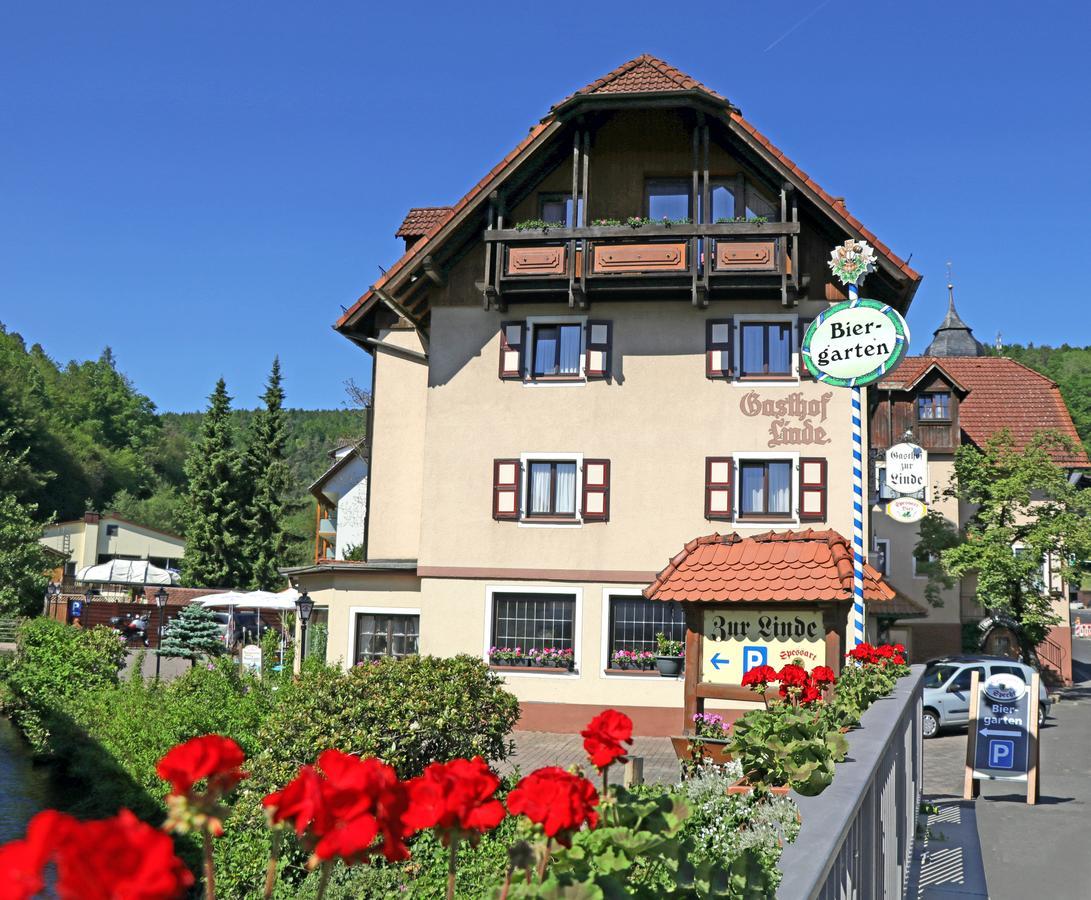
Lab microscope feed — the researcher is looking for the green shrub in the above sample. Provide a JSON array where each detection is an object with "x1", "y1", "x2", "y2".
[{"x1": 729, "y1": 706, "x2": 848, "y2": 796}]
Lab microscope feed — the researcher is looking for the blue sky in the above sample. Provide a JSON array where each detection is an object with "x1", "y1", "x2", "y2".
[{"x1": 1, "y1": 1, "x2": 1086, "y2": 412}]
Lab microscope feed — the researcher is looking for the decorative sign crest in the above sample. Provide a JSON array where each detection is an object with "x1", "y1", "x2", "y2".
[
  {"x1": 802, "y1": 299, "x2": 910, "y2": 387},
  {"x1": 884, "y1": 442, "x2": 928, "y2": 496},
  {"x1": 828, "y1": 239, "x2": 879, "y2": 287},
  {"x1": 885, "y1": 496, "x2": 927, "y2": 524}
]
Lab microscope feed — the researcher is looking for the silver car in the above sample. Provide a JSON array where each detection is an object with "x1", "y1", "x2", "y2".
[{"x1": 921, "y1": 655, "x2": 1051, "y2": 738}]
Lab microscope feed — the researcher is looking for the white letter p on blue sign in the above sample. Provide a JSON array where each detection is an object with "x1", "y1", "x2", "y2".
[
  {"x1": 989, "y1": 739, "x2": 1014, "y2": 769},
  {"x1": 742, "y1": 646, "x2": 768, "y2": 674}
]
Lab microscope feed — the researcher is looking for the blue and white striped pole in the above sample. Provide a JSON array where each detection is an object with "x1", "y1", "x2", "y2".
[{"x1": 848, "y1": 283, "x2": 866, "y2": 647}]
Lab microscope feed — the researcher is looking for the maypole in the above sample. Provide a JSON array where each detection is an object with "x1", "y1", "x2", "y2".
[{"x1": 847, "y1": 283, "x2": 866, "y2": 647}]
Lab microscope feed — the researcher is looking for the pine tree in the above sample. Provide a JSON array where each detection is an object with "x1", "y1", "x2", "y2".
[
  {"x1": 180, "y1": 379, "x2": 247, "y2": 587},
  {"x1": 241, "y1": 359, "x2": 294, "y2": 590},
  {"x1": 159, "y1": 603, "x2": 225, "y2": 666},
  {"x1": 0, "y1": 433, "x2": 52, "y2": 616}
]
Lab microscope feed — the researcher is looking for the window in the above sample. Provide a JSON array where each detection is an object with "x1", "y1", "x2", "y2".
[
  {"x1": 709, "y1": 180, "x2": 736, "y2": 221},
  {"x1": 872, "y1": 539, "x2": 890, "y2": 576},
  {"x1": 307, "y1": 607, "x2": 329, "y2": 660},
  {"x1": 917, "y1": 392, "x2": 951, "y2": 421},
  {"x1": 645, "y1": 179, "x2": 691, "y2": 220},
  {"x1": 492, "y1": 593, "x2": 575, "y2": 653},
  {"x1": 874, "y1": 465, "x2": 897, "y2": 501},
  {"x1": 913, "y1": 551, "x2": 938, "y2": 578},
  {"x1": 739, "y1": 322, "x2": 792, "y2": 376},
  {"x1": 707, "y1": 176, "x2": 778, "y2": 222},
  {"x1": 531, "y1": 323, "x2": 582, "y2": 378},
  {"x1": 539, "y1": 194, "x2": 583, "y2": 228},
  {"x1": 105, "y1": 524, "x2": 119, "y2": 537},
  {"x1": 948, "y1": 666, "x2": 985, "y2": 693},
  {"x1": 923, "y1": 663, "x2": 958, "y2": 689},
  {"x1": 353, "y1": 613, "x2": 419, "y2": 663},
  {"x1": 739, "y1": 460, "x2": 792, "y2": 518},
  {"x1": 526, "y1": 461, "x2": 578, "y2": 517},
  {"x1": 607, "y1": 596, "x2": 685, "y2": 663},
  {"x1": 991, "y1": 664, "x2": 1027, "y2": 683}
]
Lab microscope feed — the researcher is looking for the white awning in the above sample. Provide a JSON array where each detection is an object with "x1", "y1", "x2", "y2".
[
  {"x1": 75, "y1": 560, "x2": 180, "y2": 586},
  {"x1": 198, "y1": 590, "x2": 297, "y2": 611}
]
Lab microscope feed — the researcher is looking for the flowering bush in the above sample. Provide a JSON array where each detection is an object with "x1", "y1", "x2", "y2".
[
  {"x1": 847, "y1": 641, "x2": 907, "y2": 670},
  {"x1": 612, "y1": 648, "x2": 656, "y2": 669},
  {"x1": 692, "y1": 712, "x2": 731, "y2": 740}
]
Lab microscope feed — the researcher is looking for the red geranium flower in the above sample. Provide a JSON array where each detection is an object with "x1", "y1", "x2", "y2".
[
  {"x1": 580, "y1": 709, "x2": 633, "y2": 770},
  {"x1": 507, "y1": 767, "x2": 599, "y2": 847},
  {"x1": 0, "y1": 809, "x2": 195, "y2": 900},
  {"x1": 741, "y1": 664, "x2": 779, "y2": 688},
  {"x1": 156, "y1": 734, "x2": 247, "y2": 797},
  {"x1": 264, "y1": 750, "x2": 411, "y2": 865},
  {"x1": 799, "y1": 683, "x2": 823, "y2": 705},
  {"x1": 403, "y1": 756, "x2": 505, "y2": 845},
  {"x1": 776, "y1": 663, "x2": 807, "y2": 686},
  {"x1": 811, "y1": 665, "x2": 836, "y2": 686}
]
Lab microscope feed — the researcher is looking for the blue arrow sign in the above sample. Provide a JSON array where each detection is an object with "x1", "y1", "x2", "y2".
[{"x1": 710, "y1": 652, "x2": 729, "y2": 670}]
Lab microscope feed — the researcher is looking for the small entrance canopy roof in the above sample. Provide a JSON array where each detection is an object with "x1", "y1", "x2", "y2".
[
  {"x1": 644, "y1": 529, "x2": 895, "y2": 604},
  {"x1": 75, "y1": 560, "x2": 180, "y2": 586}
]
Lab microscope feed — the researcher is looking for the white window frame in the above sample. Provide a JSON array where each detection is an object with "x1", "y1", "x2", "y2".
[
  {"x1": 523, "y1": 315, "x2": 588, "y2": 387},
  {"x1": 1012, "y1": 543, "x2": 1051, "y2": 591},
  {"x1": 346, "y1": 606, "x2": 422, "y2": 665},
  {"x1": 873, "y1": 538, "x2": 891, "y2": 576},
  {"x1": 518, "y1": 452, "x2": 584, "y2": 528},
  {"x1": 912, "y1": 551, "x2": 937, "y2": 579},
  {"x1": 598, "y1": 587, "x2": 686, "y2": 680},
  {"x1": 733, "y1": 451, "x2": 800, "y2": 526},
  {"x1": 483, "y1": 585, "x2": 582, "y2": 678},
  {"x1": 732, "y1": 313, "x2": 799, "y2": 386}
]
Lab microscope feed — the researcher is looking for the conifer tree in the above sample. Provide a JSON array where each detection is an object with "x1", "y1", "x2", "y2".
[
  {"x1": 241, "y1": 359, "x2": 293, "y2": 589},
  {"x1": 159, "y1": 603, "x2": 225, "y2": 667},
  {"x1": 180, "y1": 379, "x2": 247, "y2": 587}
]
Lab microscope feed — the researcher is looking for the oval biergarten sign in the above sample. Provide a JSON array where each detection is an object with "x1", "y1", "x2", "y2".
[
  {"x1": 802, "y1": 299, "x2": 910, "y2": 387},
  {"x1": 885, "y1": 496, "x2": 927, "y2": 524}
]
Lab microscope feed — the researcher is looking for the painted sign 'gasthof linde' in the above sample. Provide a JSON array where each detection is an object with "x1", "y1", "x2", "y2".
[
  {"x1": 701, "y1": 609, "x2": 824, "y2": 685},
  {"x1": 802, "y1": 299, "x2": 910, "y2": 387},
  {"x1": 884, "y1": 442, "x2": 928, "y2": 495}
]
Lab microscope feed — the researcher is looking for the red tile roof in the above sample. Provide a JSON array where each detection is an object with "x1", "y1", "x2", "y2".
[
  {"x1": 880, "y1": 357, "x2": 1088, "y2": 466},
  {"x1": 644, "y1": 530, "x2": 896, "y2": 604},
  {"x1": 336, "y1": 55, "x2": 919, "y2": 333},
  {"x1": 395, "y1": 206, "x2": 453, "y2": 239}
]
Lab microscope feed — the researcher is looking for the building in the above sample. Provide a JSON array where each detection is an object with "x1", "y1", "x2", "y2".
[
  {"x1": 286, "y1": 55, "x2": 921, "y2": 732},
  {"x1": 310, "y1": 439, "x2": 368, "y2": 562},
  {"x1": 41, "y1": 512, "x2": 186, "y2": 581},
  {"x1": 869, "y1": 284, "x2": 1087, "y2": 681}
]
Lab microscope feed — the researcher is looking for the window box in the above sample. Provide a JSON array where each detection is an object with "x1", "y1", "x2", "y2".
[
  {"x1": 591, "y1": 242, "x2": 688, "y2": 274},
  {"x1": 604, "y1": 667, "x2": 662, "y2": 677},
  {"x1": 670, "y1": 735, "x2": 734, "y2": 767},
  {"x1": 655, "y1": 655, "x2": 685, "y2": 677}
]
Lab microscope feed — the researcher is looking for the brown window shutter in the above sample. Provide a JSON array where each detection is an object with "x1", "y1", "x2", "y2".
[
  {"x1": 799, "y1": 457, "x2": 827, "y2": 522},
  {"x1": 585, "y1": 321, "x2": 612, "y2": 380},
  {"x1": 705, "y1": 457, "x2": 734, "y2": 520},
  {"x1": 493, "y1": 459, "x2": 521, "y2": 520},
  {"x1": 706, "y1": 319, "x2": 733, "y2": 379},
  {"x1": 498, "y1": 322, "x2": 525, "y2": 380},
  {"x1": 797, "y1": 318, "x2": 815, "y2": 380},
  {"x1": 582, "y1": 459, "x2": 610, "y2": 522}
]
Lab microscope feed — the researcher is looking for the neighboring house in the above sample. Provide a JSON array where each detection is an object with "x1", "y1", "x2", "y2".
[
  {"x1": 869, "y1": 288, "x2": 1087, "y2": 682},
  {"x1": 285, "y1": 55, "x2": 922, "y2": 732},
  {"x1": 41, "y1": 512, "x2": 186, "y2": 581},
  {"x1": 311, "y1": 440, "x2": 368, "y2": 561}
]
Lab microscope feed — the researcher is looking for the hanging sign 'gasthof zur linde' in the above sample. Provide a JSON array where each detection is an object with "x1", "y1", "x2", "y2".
[
  {"x1": 802, "y1": 299, "x2": 910, "y2": 387},
  {"x1": 884, "y1": 442, "x2": 928, "y2": 495},
  {"x1": 701, "y1": 609, "x2": 824, "y2": 685}
]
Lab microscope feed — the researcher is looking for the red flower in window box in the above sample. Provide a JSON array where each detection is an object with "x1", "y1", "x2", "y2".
[
  {"x1": 580, "y1": 709, "x2": 633, "y2": 770},
  {"x1": 156, "y1": 734, "x2": 247, "y2": 798},
  {"x1": 506, "y1": 767, "x2": 599, "y2": 847},
  {"x1": 403, "y1": 756, "x2": 506, "y2": 845}
]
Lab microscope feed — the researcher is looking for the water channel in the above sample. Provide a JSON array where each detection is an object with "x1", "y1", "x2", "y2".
[{"x1": 0, "y1": 715, "x2": 58, "y2": 844}]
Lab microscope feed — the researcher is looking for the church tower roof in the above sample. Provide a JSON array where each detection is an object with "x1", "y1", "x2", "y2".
[{"x1": 923, "y1": 270, "x2": 986, "y2": 357}]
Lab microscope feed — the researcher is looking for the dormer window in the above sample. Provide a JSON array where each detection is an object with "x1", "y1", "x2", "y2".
[{"x1": 918, "y1": 392, "x2": 951, "y2": 421}]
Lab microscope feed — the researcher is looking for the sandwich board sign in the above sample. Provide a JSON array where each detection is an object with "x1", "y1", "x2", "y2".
[{"x1": 964, "y1": 669, "x2": 1041, "y2": 804}]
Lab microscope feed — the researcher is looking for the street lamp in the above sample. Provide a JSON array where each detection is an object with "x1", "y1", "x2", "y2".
[
  {"x1": 296, "y1": 591, "x2": 314, "y2": 666},
  {"x1": 154, "y1": 587, "x2": 169, "y2": 681},
  {"x1": 43, "y1": 582, "x2": 60, "y2": 616}
]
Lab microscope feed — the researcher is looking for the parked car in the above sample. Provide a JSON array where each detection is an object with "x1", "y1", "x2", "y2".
[{"x1": 921, "y1": 655, "x2": 1051, "y2": 738}]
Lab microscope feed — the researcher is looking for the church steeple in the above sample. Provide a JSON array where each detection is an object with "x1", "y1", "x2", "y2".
[{"x1": 923, "y1": 264, "x2": 987, "y2": 357}]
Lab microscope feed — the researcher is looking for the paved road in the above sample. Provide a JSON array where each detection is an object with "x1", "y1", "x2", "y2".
[{"x1": 915, "y1": 633, "x2": 1091, "y2": 899}]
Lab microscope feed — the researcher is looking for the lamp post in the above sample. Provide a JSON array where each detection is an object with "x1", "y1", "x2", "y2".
[
  {"x1": 154, "y1": 587, "x2": 169, "y2": 681},
  {"x1": 43, "y1": 582, "x2": 60, "y2": 617},
  {"x1": 295, "y1": 591, "x2": 314, "y2": 668}
]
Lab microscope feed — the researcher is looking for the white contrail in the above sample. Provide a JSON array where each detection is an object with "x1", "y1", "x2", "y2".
[{"x1": 764, "y1": 0, "x2": 833, "y2": 52}]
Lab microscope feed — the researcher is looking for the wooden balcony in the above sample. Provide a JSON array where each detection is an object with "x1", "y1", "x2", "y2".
[{"x1": 482, "y1": 221, "x2": 803, "y2": 309}]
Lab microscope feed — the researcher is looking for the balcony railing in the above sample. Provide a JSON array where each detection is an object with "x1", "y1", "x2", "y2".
[{"x1": 482, "y1": 221, "x2": 803, "y2": 309}]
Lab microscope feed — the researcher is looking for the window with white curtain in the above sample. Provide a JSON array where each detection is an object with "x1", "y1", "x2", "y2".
[
  {"x1": 530, "y1": 323, "x2": 583, "y2": 379},
  {"x1": 527, "y1": 461, "x2": 578, "y2": 517},
  {"x1": 739, "y1": 460, "x2": 792, "y2": 518},
  {"x1": 740, "y1": 322, "x2": 792, "y2": 376}
]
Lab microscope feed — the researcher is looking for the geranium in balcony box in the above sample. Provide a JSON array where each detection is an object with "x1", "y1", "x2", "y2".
[{"x1": 611, "y1": 649, "x2": 635, "y2": 670}]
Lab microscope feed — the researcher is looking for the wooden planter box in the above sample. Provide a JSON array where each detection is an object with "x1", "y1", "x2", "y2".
[
  {"x1": 505, "y1": 244, "x2": 583, "y2": 277},
  {"x1": 712, "y1": 239, "x2": 780, "y2": 272},
  {"x1": 670, "y1": 735, "x2": 734, "y2": 766},
  {"x1": 591, "y1": 242, "x2": 687, "y2": 274}
]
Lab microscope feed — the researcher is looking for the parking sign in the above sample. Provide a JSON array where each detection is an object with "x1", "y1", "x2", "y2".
[
  {"x1": 742, "y1": 646, "x2": 768, "y2": 674},
  {"x1": 965, "y1": 669, "x2": 1041, "y2": 805}
]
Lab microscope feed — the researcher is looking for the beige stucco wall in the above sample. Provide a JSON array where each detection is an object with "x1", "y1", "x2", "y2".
[
  {"x1": 41, "y1": 516, "x2": 185, "y2": 570},
  {"x1": 366, "y1": 329, "x2": 428, "y2": 560},
  {"x1": 419, "y1": 300, "x2": 862, "y2": 574}
]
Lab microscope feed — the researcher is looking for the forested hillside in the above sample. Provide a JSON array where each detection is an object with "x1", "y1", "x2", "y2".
[
  {"x1": 996, "y1": 344, "x2": 1091, "y2": 448},
  {"x1": 0, "y1": 322, "x2": 362, "y2": 565}
]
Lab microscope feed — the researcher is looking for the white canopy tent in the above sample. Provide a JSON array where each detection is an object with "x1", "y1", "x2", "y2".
[
  {"x1": 196, "y1": 588, "x2": 299, "y2": 670},
  {"x1": 75, "y1": 560, "x2": 180, "y2": 586}
]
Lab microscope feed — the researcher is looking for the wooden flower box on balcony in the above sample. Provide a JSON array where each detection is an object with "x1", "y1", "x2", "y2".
[{"x1": 591, "y1": 242, "x2": 688, "y2": 274}]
